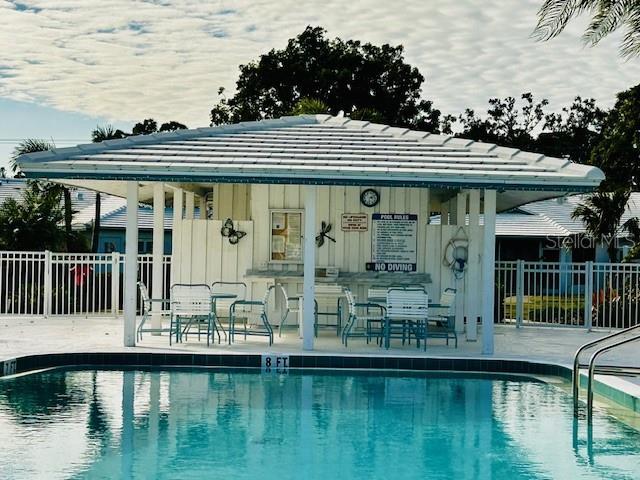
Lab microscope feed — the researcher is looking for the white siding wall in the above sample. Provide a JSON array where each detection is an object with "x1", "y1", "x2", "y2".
[{"x1": 171, "y1": 183, "x2": 485, "y2": 336}]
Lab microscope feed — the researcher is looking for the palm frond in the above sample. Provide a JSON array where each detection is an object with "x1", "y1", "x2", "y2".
[
  {"x1": 10, "y1": 139, "x2": 55, "y2": 173},
  {"x1": 620, "y1": 8, "x2": 640, "y2": 58},
  {"x1": 583, "y1": 0, "x2": 632, "y2": 44},
  {"x1": 533, "y1": 0, "x2": 585, "y2": 41},
  {"x1": 533, "y1": 0, "x2": 640, "y2": 57}
]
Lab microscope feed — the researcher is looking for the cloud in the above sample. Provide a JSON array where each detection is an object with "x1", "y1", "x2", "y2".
[{"x1": 0, "y1": 0, "x2": 639, "y2": 128}]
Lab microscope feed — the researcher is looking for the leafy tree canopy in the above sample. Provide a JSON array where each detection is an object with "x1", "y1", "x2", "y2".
[
  {"x1": 536, "y1": 96, "x2": 606, "y2": 164},
  {"x1": 457, "y1": 93, "x2": 549, "y2": 151},
  {"x1": 589, "y1": 83, "x2": 640, "y2": 190},
  {"x1": 0, "y1": 181, "x2": 65, "y2": 250},
  {"x1": 132, "y1": 118, "x2": 158, "y2": 135},
  {"x1": 210, "y1": 26, "x2": 448, "y2": 132}
]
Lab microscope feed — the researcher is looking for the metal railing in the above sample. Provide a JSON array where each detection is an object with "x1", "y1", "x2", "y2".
[
  {"x1": 571, "y1": 324, "x2": 640, "y2": 422},
  {"x1": 496, "y1": 260, "x2": 640, "y2": 329},
  {"x1": 0, "y1": 251, "x2": 171, "y2": 317}
]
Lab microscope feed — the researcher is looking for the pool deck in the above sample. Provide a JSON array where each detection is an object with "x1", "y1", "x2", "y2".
[{"x1": 1, "y1": 316, "x2": 639, "y2": 399}]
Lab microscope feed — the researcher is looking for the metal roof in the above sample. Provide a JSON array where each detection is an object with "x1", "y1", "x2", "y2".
[
  {"x1": 430, "y1": 212, "x2": 570, "y2": 237},
  {"x1": 520, "y1": 193, "x2": 640, "y2": 237},
  {"x1": 100, "y1": 205, "x2": 174, "y2": 230},
  {"x1": 15, "y1": 115, "x2": 603, "y2": 197}
]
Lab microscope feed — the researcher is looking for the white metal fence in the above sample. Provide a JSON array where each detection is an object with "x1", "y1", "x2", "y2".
[
  {"x1": 0, "y1": 251, "x2": 171, "y2": 317},
  {"x1": 496, "y1": 260, "x2": 640, "y2": 329},
  {"x1": 2, "y1": 252, "x2": 640, "y2": 329}
]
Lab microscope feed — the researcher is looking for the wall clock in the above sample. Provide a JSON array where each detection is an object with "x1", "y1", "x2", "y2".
[{"x1": 360, "y1": 188, "x2": 380, "y2": 208}]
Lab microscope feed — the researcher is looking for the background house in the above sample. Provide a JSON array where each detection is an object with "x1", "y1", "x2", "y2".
[
  {"x1": 0, "y1": 178, "x2": 173, "y2": 254},
  {"x1": 496, "y1": 194, "x2": 640, "y2": 263}
]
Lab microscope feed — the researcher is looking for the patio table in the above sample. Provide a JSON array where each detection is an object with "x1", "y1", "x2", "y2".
[
  {"x1": 211, "y1": 293, "x2": 237, "y2": 343},
  {"x1": 297, "y1": 286, "x2": 346, "y2": 337}
]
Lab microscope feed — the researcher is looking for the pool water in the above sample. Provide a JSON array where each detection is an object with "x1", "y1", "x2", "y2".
[{"x1": 0, "y1": 368, "x2": 639, "y2": 479}]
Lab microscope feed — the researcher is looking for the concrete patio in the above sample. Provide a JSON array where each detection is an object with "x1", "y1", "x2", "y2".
[{"x1": 0, "y1": 315, "x2": 635, "y2": 366}]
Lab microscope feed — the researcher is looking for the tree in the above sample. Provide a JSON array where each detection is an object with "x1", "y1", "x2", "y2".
[
  {"x1": 132, "y1": 118, "x2": 158, "y2": 135},
  {"x1": 571, "y1": 190, "x2": 638, "y2": 261},
  {"x1": 588, "y1": 83, "x2": 640, "y2": 190},
  {"x1": 534, "y1": 0, "x2": 640, "y2": 58},
  {"x1": 210, "y1": 26, "x2": 448, "y2": 132},
  {"x1": 91, "y1": 125, "x2": 127, "y2": 142},
  {"x1": 0, "y1": 181, "x2": 65, "y2": 250},
  {"x1": 536, "y1": 96, "x2": 606, "y2": 164},
  {"x1": 159, "y1": 121, "x2": 187, "y2": 132},
  {"x1": 11, "y1": 139, "x2": 74, "y2": 251},
  {"x1": 457, "y1": 93, "x2": 549, "y2": 151},
  {"x1": 289, "y1": 98, "x2": 330, "y2": 115}
]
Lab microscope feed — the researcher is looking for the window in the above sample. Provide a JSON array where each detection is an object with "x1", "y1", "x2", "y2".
[{"x1": 270, "y1": 210, "x2": 303, "y2": 263}]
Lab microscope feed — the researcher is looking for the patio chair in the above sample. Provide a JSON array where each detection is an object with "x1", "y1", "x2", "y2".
[
  {"x1": 342, "y1": 288, "x2": 386, "y2": 347},
  {"x1": 426, "y1": 288, "x2": 458, "y2": 347},
  {"x1": 229, "y1": 286, "x2": 275, "y2": 345},
  {"x1": 211, "y1": 281, "x2": 247, "y2": 339},
  {"x1": 170, "y1": 284, "x2": 214, "y2": 346},
  {"x1": 276, "y1": 283, "x2": 301, "y2": 337},
  {"x1": 384, "y1": 288, "x2": 429, "y2": 350},
  {"x1": 136, "y1": 281, "x2": 171, "y2": 341},
  {"x1": 314, "y1": 284, "x2": 344, "y2": 336}
]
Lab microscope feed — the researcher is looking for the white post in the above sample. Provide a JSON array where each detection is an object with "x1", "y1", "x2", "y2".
[
  {"x1": 124, "y1": 181, "x2": 139, "y2": 347},
  {"x1": 302, "y1": 185, "x2": 316, "y2": 351},
  {"x1": 185, "y1": 191, "x2": 195, "y2": 220},
  {"x1": 171, "y1": 189, "x2": 183, "y2": 285},
  {"x1": 481, "y1": 189, "x2": 496, "y2": 355},
  {"x1": 515, "y1": 259, "x2": 524, "y2": 328},
  {"x1": 466, "y1": 189, "x2": 481, "y2": 341},
  {"x1": 43, "y1": 250, "x2": 52, "y2": 317},
  {"x1": 455, "y1": 192, "x2": 467, "y2": 333},
  {"x1": 111, "y1": 252, "x2": 120, "y2": 317},
  {"x1": 152, "y1": 183, "x2": 165, "y2": 333},
  {"x1": 199, "y1": 196, "x2": 207, "y2": 219}
]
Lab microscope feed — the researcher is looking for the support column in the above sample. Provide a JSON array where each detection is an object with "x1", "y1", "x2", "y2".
[
  {"x1": 466, "y1": 189, "x2": 481, "y2": 341},
  {"x1": 481, "y1": 189, "x2": 496, "y2": 355},
  {"x1": 152, "y1": 183, "x2": 165, "y2": 333},
  {"x1": 171, "y1": 189, "x2": 183, "y2": 285},
  {"x1": 185, "y1": 191, "x2": 195, "y2": 220},
  {"x1": 455, "y1": 192, "x2": 467, "y2": 333},
  {"x1": 124, "y1": 181, "x2": 139, "y2": 347},
  {"x1": 199, "y1": 196, "x2": 207, "y2": 219},
  {"x1": 302, "y1": 185, "x2": 316, "y2": 351}
]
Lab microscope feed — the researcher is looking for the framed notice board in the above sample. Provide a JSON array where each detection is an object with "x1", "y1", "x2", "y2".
[
  {"x1": 366, "y1": 213, "x2": 418, "y2": 272},
  {"x1": 270, "y1": 209, "x2": 303, "y2": 263}
]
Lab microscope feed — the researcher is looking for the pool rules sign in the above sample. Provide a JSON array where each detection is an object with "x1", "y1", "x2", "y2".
[{"x1": 367, "y1": 214, "x2": 418, "y2": 272}]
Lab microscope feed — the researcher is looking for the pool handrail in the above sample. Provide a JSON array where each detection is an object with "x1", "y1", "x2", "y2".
[
  {"x1": 572, "y1": 322, "x2": 640, "y2": 415},
  {"x1": 586, "y1": 333, "x2": 640, "y2": 424}
]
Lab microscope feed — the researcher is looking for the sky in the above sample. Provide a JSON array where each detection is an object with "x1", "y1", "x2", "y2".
[{"x1": 1, "y1": 0, "x2": 640, "y2": 173}]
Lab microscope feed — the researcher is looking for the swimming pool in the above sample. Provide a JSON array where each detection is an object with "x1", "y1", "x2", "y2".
[{"x1": 0, "y1": 368, "x2": 638, "y2": 479}]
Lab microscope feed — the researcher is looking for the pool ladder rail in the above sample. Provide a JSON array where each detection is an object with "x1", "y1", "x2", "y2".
[{"x1": 572, "y1": 323, "x2": 640, "y2": 423}]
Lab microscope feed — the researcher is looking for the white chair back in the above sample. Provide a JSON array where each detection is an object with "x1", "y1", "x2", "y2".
[
  {"x1": 212, "y1": 281, "x2": 247, "y2": 315},
  {"x1": 344, "y1": 288, "x2": 356, "y2": 316},
  {"x1": 171, "y1": 284, "x2": 211, "y2": 316},
  {"x1": 275, "y1": 284, "x2": 299, "y2": 312},
  {"x1": 438, "y1": 288, "x2": 456, "y2": 311},
  {"x1": 138, "y1": 282, "x2": 151, "y2": 311},
  {"x1": 367, "y1": 287, "x2": 388, "y2": 300},
  {"x1": 386, "y1": 288, "x2": 429, "y2": 320},
  {"x1": 314, "y1": 284, "x2": 343, "y2": 308}
]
